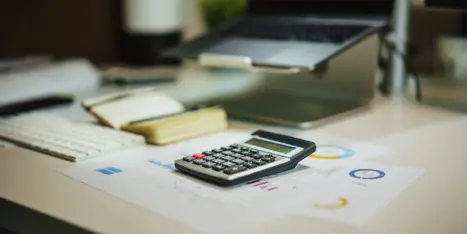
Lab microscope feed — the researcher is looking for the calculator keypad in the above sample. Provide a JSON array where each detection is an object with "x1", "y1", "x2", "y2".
[{"x1": 183, "y1": 145, "x2": 282, "y2": 175}]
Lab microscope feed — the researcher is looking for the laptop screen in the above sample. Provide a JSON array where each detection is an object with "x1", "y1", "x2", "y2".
[{"x1": 247, "y1": 0, "x2": 395, "y2": 16}]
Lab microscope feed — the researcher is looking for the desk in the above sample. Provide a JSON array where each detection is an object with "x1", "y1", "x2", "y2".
[{"x1": 1, "y1": 69, "x2": 467, "y2": 233}]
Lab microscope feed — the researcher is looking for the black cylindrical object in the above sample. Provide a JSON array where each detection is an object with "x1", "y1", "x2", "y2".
[{"x1": 120, "y1": 0, "x2": 183, "y2": 66}]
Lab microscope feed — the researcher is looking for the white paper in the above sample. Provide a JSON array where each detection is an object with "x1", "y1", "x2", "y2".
[
  {"x1": 59, "y1": 131, "x2": 422, "y2": 232},
  {"x1": 287, "y1": 162, "x2": 425, "y2": 226},
  {"x1": 0, "y1": 59, "x2": 100, "y2": 105},
  {"x1": 295, "y1": 132, "x2": 391, "y2": 172}
]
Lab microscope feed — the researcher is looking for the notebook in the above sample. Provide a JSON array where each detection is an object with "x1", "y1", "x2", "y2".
[{"x1": 82, "y1": 88, "x2": 228, "y2": 145}]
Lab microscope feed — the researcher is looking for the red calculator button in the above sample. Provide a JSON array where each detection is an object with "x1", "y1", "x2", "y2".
[{"x1": 193, "y1": 153, "x2": 206, "y2": 159}]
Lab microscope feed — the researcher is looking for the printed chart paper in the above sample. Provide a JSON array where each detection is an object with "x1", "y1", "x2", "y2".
[
  {"x1": 59, "y1": 131, "x2": 424, "y2": 233},
  {"x1": 288, "y1": 162, "x2": 425, "y2": 226},
  {"x1": 295, "y1": 132, "x2": 391, "y2": 172}
]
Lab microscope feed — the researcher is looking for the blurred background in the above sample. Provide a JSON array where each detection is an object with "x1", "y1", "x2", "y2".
[{"x1": 1, "y1": 0, "x2": 465, "y2": 75}]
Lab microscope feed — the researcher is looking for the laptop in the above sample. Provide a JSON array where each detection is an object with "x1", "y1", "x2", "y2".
[{"x1": 163, "y1": 0, "x2": 394, "y2": 71}]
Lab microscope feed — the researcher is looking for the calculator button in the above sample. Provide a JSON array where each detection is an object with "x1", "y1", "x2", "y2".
[
  {"x1": 258, "y1": 152, "x2": 270, "y2": 156},
  {"x1": 183, "y1": 156, "x2": 195, "y2": 162},
  {"x1": 262, "y1": 157, "x2": 275, "y2": 163},
  {"x1": 231, "y1": 153, "x2": 243, "y2": 158},
  {"x1": 202, "y1": 162, "x2": 216, "y2": 168},
  {"x1": 193, "y1": 153, "x2": 206, "y2": 159},
  {"x1": 193, "y1": 159, "x2": 205, "y2": 165},
  {"x1": 241, "y1": 156, "x2": 255, "y2": 162},
  {"x1": 212, "y1": 165, "x2": 226, "y2": 171},
  {"x1": 222, "y1": 156, "x2": 236, "y2": 161},
  {"x1": 212, "y1": 153, "x2": 224, "y2": 158},
  {"x1": 224, "y1": 166, "x2": 247, "y2": 175},
  {"x1": 204, "y1": 156, "x2": 216, "y2": 161},
  {"x1": 250, "y1": 149, "x2": 259, "y2": 153},
  {"x1": 221, "y1": 146, "x2": 230, "y2": 150},
  {"x1": 230, "y1": 144, "x2": 239, "y2": 148},
  {"x1": 203, "y1": 151, "x2": 213, "y2": 156},
  {"x1": 222, "y1": 162, "x2": 236, "y2": 168},
  {"x1": 232, "y1": 148, "x2": 242, "y2": 153},
  {"x1": 232, "y1": 159, "x2": 245, "y2": 164},
  {"x1": 240, "y1": 147, "x2": 249, "y2": 151},
  {"x1": 243, "y1": 162, "x2": 256, "y2": 168},
  {"x1": 253, "y1": 160, "x2": 266, "y2": 166},
  {"x1": 251, "y1": 154, "x2": 263, "y2": 160},
  {"x1": 213, "y1": 148, "x2": 223, "y2": 153},
  {"x1": 222, "y1": 151, "x2": 233, "y2": 156},
  {"x1": 212, "y1": 159, "x2": 225, "y2": 164}
]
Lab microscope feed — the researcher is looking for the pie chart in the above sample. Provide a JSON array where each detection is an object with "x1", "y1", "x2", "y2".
[
  {"x1": 310, "y1": 145, "x2": 355, "y2": 160},
  {"x1": 313, "y1": 197, "x2": 349, "y2": 209}
]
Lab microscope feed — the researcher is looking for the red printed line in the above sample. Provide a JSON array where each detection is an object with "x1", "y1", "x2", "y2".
[
  {"x1": 253, "y1": 181, "x2": 269, "y2": 187},
  {"x1": 267, "y1": 187, "x2": 278, "y2": 191}
]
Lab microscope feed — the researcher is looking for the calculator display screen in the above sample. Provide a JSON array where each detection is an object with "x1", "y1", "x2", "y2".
[{"x1": 245, "y1": 138, "x2": 295, "y2": 154}]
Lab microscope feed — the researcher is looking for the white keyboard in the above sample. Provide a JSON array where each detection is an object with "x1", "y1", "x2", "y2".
[{"x1": 0, "y1": 113, "x2": 146, "y2": 162}]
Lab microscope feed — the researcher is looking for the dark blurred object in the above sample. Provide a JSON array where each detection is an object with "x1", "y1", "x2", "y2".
[
  {"x1": 120, "y1": 33, "x2": 181, "y2": 66},
  {"x1": 0, "y1": 0, "x2": 120, "y2": 65},
  {"x1": 119, "y1": 0, "x2": 183, "y2": 66},
  {"x1": 425, "y1": 0, "x2": 467, "y2": 10},
  {"x1": 101, "y1": 66, "x2": 178, "y2": 85},
  {"x1": 0, "y1": 95, "x2": 74, "y2": 117}
]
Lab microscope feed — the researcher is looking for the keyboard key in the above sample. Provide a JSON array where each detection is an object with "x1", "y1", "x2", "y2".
[
  {"x1": 202, "y1": 162, "x2": 216, "y2": 168},
  {"x1": 224, "y1": 166, "x2": 247, "y2": 175},
  {"x1": 212, "y1": 165, "x2": 226, "y2": 171},
  {"x1": 193, "y1": 159, "x2": 205, "y2": 165},
  {"x1": 213, "y1": 159, "x2": 225, "y2": 164},
  {"x1": 232, "y1": 159, "x2": 245, "y2": 164},
  {"x1": 204, "y1": 156, "x2": 216, "y2": 161},
  {"x1": 222, "y1": 156, "x2": 235, "y2": 161},
  {"x1": 243, "y1": 162, "x2": 255, "y2": 168},
  {"x1": 183, "y1": 156, "x2": 195, "y2": 162},
  {"x1": 222, "y1": 162, "x2": 236, "y2": 168},
  {"x1": 192, "y1": 153, "x2": 205, "y2": 159},
  {"x1": 253, "y1": 160, "x2": 266, "y2": 166},
  {"x1": 0, "y1": 113, "x2": 145, "y2": 162}
]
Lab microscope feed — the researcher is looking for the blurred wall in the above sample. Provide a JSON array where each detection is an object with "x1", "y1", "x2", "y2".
[{"x1": 0, "y1": 0, "x2": 121, "y2": 64}]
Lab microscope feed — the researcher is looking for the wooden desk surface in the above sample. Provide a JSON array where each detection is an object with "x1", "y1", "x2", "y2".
[{"x1": 1, "y1": 89, "x2": 467, "y2": 234}]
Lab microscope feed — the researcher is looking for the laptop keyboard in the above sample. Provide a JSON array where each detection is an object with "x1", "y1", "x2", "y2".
[{"x1": 222, "y1": 21, "x2": 369, "y2": 44}]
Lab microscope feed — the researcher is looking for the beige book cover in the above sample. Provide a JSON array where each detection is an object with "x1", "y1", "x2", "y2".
[
  {"x1": 121, "y1": 106, "x2": 228, "y2": 145},
  {"x1": 82, "y1": 89, "x2": 185, "y2": 129}
]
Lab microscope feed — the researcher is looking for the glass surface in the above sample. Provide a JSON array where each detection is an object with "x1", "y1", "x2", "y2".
[{"x1": 245, "y1": 138, "x2": 295, "y2": 154}]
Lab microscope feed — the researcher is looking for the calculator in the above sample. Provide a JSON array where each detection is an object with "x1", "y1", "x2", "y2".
[{"x1": 174, "y1": 130, "x2": 316, "y2": 186}]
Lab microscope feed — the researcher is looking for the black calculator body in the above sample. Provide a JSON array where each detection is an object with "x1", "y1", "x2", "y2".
[{"x1": 174, "y1": 130, "x2": 317, "y2": 186}]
